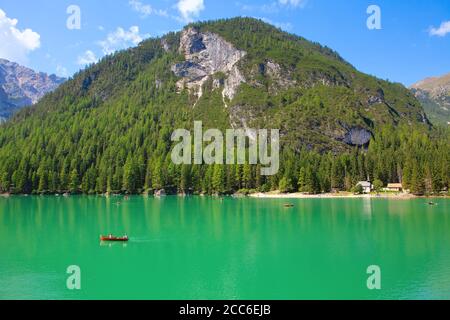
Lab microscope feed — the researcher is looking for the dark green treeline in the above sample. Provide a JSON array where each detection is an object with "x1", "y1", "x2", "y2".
[{"x1": 0, "y1": 124, "x2": 448, "y2": 196}]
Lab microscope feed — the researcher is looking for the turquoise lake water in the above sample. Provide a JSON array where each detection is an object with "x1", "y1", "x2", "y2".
[{"x1": 0, "y1": 196, "x2": 449, "y2": 300}]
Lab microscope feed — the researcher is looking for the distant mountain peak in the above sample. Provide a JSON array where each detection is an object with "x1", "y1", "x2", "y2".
[
  {"x1": 0, "y1": 59, "x2": 66, "y2": 121},
  {"x1": 411, "y1": 72, "x2": 450, "y2": 126},
  {"x1": 411, "y1": 72, "x2": 450, "y2": 90}
]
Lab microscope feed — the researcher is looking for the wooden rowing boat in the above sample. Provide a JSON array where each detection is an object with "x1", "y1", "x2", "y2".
[{"x1": 100, "y1": 235, "x2": 129, "y2": 242}]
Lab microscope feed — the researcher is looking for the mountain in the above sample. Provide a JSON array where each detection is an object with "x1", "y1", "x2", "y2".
[
  {"x1": 0, "y1": 18, "x2": 447, "y2": 195},
  {"x1": 0, "y1": 59, "x2": 65, "y2": 122},
  {"x1": 167, "y1": 22, "x2": 431, "y2": 152},
  {"x1": 411, "y1": 72, "x2": 450, "y2": 126},
  {"x1": 7, "y1": 19, "x2": 430, "y2": 149}
]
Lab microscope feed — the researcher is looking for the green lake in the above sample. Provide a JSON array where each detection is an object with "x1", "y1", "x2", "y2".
[{"x1": 0, "y1": 196, "x2": 449, "y2": 300}]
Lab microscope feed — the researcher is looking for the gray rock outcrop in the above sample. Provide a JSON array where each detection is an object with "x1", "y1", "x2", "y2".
[
  {"x1": 342, "y1": 126, "x2": 373, "y2": 146},
  {"x1": 171, "y1": 27, "x2": 247, "y2": 103}
]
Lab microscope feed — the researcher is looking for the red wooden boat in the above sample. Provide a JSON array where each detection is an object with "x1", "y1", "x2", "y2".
[{"x1": 100, "y1": 235, "x2": 129, "y2": 242}]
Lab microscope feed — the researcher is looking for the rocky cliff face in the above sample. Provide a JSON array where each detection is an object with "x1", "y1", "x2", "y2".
[
  {"x1": 171, "y1": 27, "x2": 247, "y2": 104},
  {"x1": 0, "y1": 59, "x2": 65, "y2": 121},
  {"x1": 171, "y1": 28, "x2": 298, "y2": 106},
  {"x1": 411, "y1": 73, "x2": 450, "y2": 126}
]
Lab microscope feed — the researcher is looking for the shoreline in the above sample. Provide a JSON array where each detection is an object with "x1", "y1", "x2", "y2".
[
  {"x1": 249, "y1": 192, "x2": 448, "y2": 200},
  {"x1": 1, "y1": 191, "x2": 449, "y2": 199}
]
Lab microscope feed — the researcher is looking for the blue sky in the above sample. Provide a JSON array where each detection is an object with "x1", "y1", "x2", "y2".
[{"x1": 0, "y1": 0, "x2": 449, "y2": 86}]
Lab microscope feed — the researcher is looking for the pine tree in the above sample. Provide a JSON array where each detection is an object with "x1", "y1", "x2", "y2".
[
  {"x1": 242, "y1": 164, "x2": 252, "y2": 189},
  {"x1": 203, "y1": 165, "x2": 214, "y2": 194},
  {"x1": 152, "y1": 159, "x2": 163, "y2": 190},
  {"x1": 279, "y1": 176, "x2": 294, "y2": 193},
  {"x1": 226, "y1": 165, "x2": 236, "y2": 193},
  {"x1": 123, "y1": 155, "x2": 136, "y2": 193},
  {"x1": 402, "y1": 161, "x2": 412, "y2": 190},
  {"x1": 180, "y1": 165, "x2": 191, "y2": 193},
  {"x1": 410, "y1": 162, "x2": 425, "y2": 195},
  {"x1": 191, "y1": 165, "x2": 201, "y2": 193},
  {"x1": 37, "y1": 165, "x2": 47, "y2": 193},
  {"x1": 298, "y1": 167, "x2": 306, "y2": 192},
  {"x1": 304, "y1": 166, "x2": 320, "y2": 194},
  {"x1": 69, "y1": 169, "x2": 79, "y2": 193},
  {"x1": 12, "y1": 160, "x2": 28, "y2": 193},
  {"x1": 234, "y1": 165, "x2": 242, "y2": 190},
  {"x1": 212, "y1": 165, "x2": 225, "y2": 194},
  {"x1": 255, "y1": 164, "x2": 263, "y2": 190},
  {"x1": 330, "y1": 159, "x2": 343, "y2": 191},
  {"x1": 144, "y1": 161, "x2": 152, "y2": 191}
]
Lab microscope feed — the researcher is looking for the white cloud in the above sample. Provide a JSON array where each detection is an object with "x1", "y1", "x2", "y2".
[
  {"x1": 258, "y1": 17, "x2": 293, "y2": 31},
  {"x1": 77, "y1": 26, "x2": 149, "y2": 67},
  {"x1": 237, "y1": 0, "x2": 307, "y2": 14},
  {"x1": 177, "y1": 0, "x2": 205, "y2": 22},
  {"x1": 278, "y1": 0, "x2": 307, "y2": 7},
  {"x1": 77, "y1": 50, "x2": 98, "y2": 66},
  {"x1": 129, "y1": 0, "x2": 168, "y2": 18},
  {"x1": 429, "y1": 21, "x2": 450, "y2": 37},
  {"x1": 98, "y1": 26, "x2": 149, "y2": 55},
  {"x1": 0, "y1": 9, "x2": 40, "y2": 64},
  {"x1": 56, "y1": 64, "x2": 69, "y2": 78}
]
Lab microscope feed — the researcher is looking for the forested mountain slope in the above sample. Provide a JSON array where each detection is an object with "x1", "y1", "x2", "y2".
[{"x1": 0, "y1": 18, "x2": 447, "y2": 195}]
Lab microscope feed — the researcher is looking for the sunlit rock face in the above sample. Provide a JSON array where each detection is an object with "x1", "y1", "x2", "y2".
[{"x1": 171, "y1": 27, "x2": 247, "y2": 101}]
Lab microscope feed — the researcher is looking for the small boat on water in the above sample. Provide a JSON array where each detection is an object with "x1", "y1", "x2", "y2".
[
  {"x1": 100, "y1": 235, "x2": 129, "y2": 242},
  {"x1": 284, "y1": 204, "x2": 294, "y2": 208}
]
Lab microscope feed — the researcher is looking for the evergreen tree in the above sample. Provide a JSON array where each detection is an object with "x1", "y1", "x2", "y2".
[
  {"x1": 242, "y1": 164, "x2": 252, "y2": 189},
  {"x1": 298, "y1": 167, "x2": 306, "y2": 192},
  {"x1": 212, "y1": 165, "x2": 225, "y2": 194},
  {"x1": 179, "y1": 165, "x2": 191, "y2": 193},
  {"x1": 69, "y1": 169, "x2": 79, "y2": 193},
  {"x1": 410, "y1": 162, "x2": 425, "y2": 195},
  {"x1": 304, "y1": 166, "x2": 320, "y2": 194},
  {"x1": 123, "y1": 155, "x2": 137, "y2": 193},
  {"x1": 279, "y1": 176, "x2": 294, "y2": 193}
]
